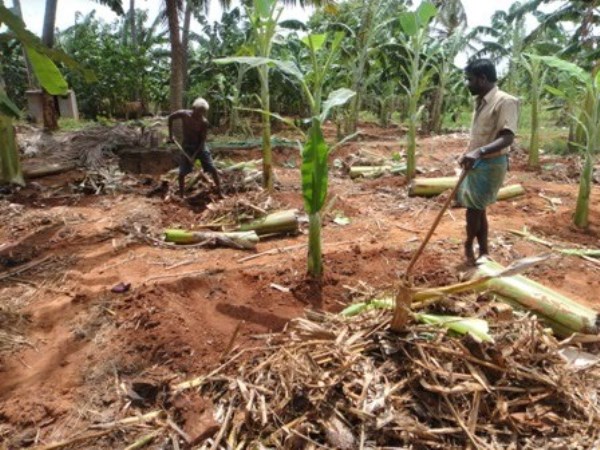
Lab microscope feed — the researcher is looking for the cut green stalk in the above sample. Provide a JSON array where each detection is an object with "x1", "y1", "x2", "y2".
[
  {"x1": 341, "y1": 298, "x2": 394, "y2": 317},
  {"x1": 415, "y1": 313, "x2": 493, "y2": 343},
  {"x1": 238, "y1": 209, "x2": 298, "y2": 235},
  {"x1": 164, "y1": 229, "x2": 259, "y2": 250},
  {"x1": 342, "y1": 301, "x2": 493, "y2": 342},
  {"x1": 408, "y1": 176, "x2": 458, "y2": 196},
  {"x1": 217, "y1": 158, "x2": 262, "y2": 172},
  {"x1": 487, "y1": 293, "x2": 579, "y2": 337},
  {"x1": 475, "y1": 259, "x2": 598, "y2": 334},
  {"x1": 509, "y1": 228, "x2": 554, "y2": 247},
  {"x1": 0, "y1": 115, "x2": 25, "y2": 186},
  {"x1": 409, "y1": 177, "x2": 525, "y2": 200},
  {"x1": 559, "y1": 248, "x2": 600, "y2": 257},
  {"x1": 349, "y1": 164, "x2": 407, "y2": 179},
  {"x1": 509, "y1": 228, "x2": 600, "y2": 260}
]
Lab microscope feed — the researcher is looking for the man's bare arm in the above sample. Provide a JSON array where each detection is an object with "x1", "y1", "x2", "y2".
[
  {"x1": 167, "y1": 110, "x2": 188, "y2": 142},
  {"x1": 478, "y1": 130, "x2": 514, "y2": 155},
  {"x1": 460, "y1": 130, "x2": 514, "y2": 169}
]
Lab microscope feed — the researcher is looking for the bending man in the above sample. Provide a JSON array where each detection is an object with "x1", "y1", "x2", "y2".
[
  {"x1": 458, "y1": 59, "x2": 519, "y2": 265},
  {"x1": 167, "y1": 97, "x2": 222, "y2": 198}
]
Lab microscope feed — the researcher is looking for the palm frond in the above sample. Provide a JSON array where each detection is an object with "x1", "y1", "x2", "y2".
[{"x1": 93, "y1": 0, "x2": 125, "y2": 16}]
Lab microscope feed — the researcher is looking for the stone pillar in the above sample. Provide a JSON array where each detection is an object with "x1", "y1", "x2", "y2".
[
  {"x1": 58, "y1": 90, "x2": 79, "y2": 120},
  {"x1": 25, "y1": 89, "x2": 44, "y2": 123}
]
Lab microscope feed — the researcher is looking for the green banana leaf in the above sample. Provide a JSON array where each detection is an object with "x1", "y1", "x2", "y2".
[
  {"x1": 26, "y1": 46, "x2": 68, "y2": 96},
  {"x1": 399, "y1": 1, "x2": 436, "y2": 36},
  {"x1": 0, "y1": 91, "x2": 21, "y2": 118},
  {"x1": 255, "y1": 0, "x2": 276, "y2": 18},
  {"x1": 301, "y1": 33, "x2": 327, "y2": 52},
  {"x1": 320, "y1": 88, "x2": 356, "y2": 122},
  {"x1": 215, "y1": 56, "x2": 304, "y2": 82},
  {"x1": 301, "y1": 119, "x2": 328, "y2": 214},
  {"x1": 537, "y1": 55, "x2": 591, "y2": 84},
  {"x1": 416, "y1": 2, "x2": 437, "y2": 26}
]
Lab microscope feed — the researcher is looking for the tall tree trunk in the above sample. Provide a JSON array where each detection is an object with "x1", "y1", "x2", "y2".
[
  {"x1": 42, "y1": 0, "x2": 58, "y2": 48},
  {"x1": 130, "y1": 0, "x2": 137, "y2": 47},
  {"x1": 41, "y1": 0, "x2": 59, "y2": 131},
  {"x1": 166, "y1": 0, "x2": 184, "y2": 138},
  {"x1": 12, "y1": 0, "x2": 34, "y2": 88},
  {"x1": 181, "y1": 0, "x2": 193, "y2": 97}
]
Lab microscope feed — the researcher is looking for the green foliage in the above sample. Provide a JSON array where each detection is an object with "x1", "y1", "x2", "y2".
[
  {"x1": 56, "y1": 10, "x2": 169, "y2": 118},
  {"x1": 0, "y1": 39, "x2": 29, "y2": 110},
  {"x1": 188, "y1": 8, "x2": 252, "y2": 124},
  {"x1": 538, "y1": 55, "x2": 599, "y2": 228}
]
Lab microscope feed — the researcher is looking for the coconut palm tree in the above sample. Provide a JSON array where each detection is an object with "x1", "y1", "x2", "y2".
[
  {"x1": 507, "y1": 0, "x2": 599, "y2": 63},
  {"x1": 164, "y1": 0, "x2": 328, "y2": 117}
]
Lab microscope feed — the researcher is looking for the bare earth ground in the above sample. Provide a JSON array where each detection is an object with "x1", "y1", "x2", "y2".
[{"x1": 0, "y1": 122, "x2": 599, "y2": 448}]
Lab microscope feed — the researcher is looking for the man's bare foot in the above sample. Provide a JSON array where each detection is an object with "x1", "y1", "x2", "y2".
[{"x1": 464, "y1": 244, "x2": 476, "y2": 266}]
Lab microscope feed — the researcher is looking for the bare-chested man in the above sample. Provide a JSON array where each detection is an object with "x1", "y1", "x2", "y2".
[{"x1": 167, "y1": 97, "x2": 222, "y2": 198}]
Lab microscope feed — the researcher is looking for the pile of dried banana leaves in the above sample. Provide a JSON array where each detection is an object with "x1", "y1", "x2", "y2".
[{"x1": 196, "y1": 305, "x2": 600, "y2": 449}]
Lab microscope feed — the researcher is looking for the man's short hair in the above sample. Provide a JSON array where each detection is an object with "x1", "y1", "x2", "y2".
[
  {"x1": 192, "y1": 97, "x2": 209, "y2": 111},
  {"x1": 465, "y1": 59, "x2": 498, "y2": 83}
]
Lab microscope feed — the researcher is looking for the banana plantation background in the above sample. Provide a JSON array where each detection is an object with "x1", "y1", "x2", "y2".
[{"x1": 2, "y1": 0, "x2": 598, "y2": 134}]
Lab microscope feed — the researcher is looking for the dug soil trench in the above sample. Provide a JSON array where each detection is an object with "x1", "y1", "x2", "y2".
[{"x1": 0, "y1": 123, "x2": 599, "y2": 447}]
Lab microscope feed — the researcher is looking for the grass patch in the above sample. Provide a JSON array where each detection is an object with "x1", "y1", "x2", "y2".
[
  {"x1": 57, "y1": 118, "x2": 97, "y2": 131},
  {"x1": 358, "y1": 110, "x2": 381, "y2": 125}
]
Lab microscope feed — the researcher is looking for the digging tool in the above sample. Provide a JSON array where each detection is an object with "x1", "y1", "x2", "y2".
[
  {"x1": 391, "y1": 169, "x2": 469, "y2": 331},
  {"x1": 170, "y1": 136, "x2": 194, "y2": 164},
  {"x1": 169, "y1": 137, "x2": 213, "y2": 190}
]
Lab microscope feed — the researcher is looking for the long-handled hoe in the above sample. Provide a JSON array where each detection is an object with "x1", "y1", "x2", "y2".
[{"x1": 391, "y1": 169, "x2": 469, "y2": 331}]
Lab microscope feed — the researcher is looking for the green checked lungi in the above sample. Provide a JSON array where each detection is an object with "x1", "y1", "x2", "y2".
[{"x1": 457, "y1": 155, "x2": 508, "y2": 210}]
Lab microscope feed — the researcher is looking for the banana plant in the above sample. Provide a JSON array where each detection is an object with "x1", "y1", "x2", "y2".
[
  {"x1": 521, "y1": 54, "x2": 548, "y2": 169},
  {"x1": 216, "y1": 0, "x2": 283, "y2": 192},
  {"x1": 218, "y1": 32, "x2": 354, "y2": 277},
  {"x1": 0, "y1": 5, "x2": 81, "y2": 186},
  {"x1": 538, "y1": 55, "x2": 599, "y2": 228},
  {"x1": 298, "y1": 33, "x2": 355, "y2": 278},
  {"x1": 397, "y1": 1, "x2": 437, "y2": 181}
]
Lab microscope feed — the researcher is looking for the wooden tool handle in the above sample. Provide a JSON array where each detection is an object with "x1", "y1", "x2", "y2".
[{"x1": 404, "y1": 169, "x2": 468, "y2": 277}]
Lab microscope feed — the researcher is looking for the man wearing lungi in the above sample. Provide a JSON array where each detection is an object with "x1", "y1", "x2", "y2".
[{"x1": 458, "y1": 59, "x2": 519, "y2": 265}]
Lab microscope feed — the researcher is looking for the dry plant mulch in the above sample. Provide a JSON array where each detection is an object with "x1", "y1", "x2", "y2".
[
  {"x1": 192, "y1": 308, "x2": 600, "y2": 449},
  {"x1": 200, "y1": 190, "x2": 283, "y2": 225}
]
